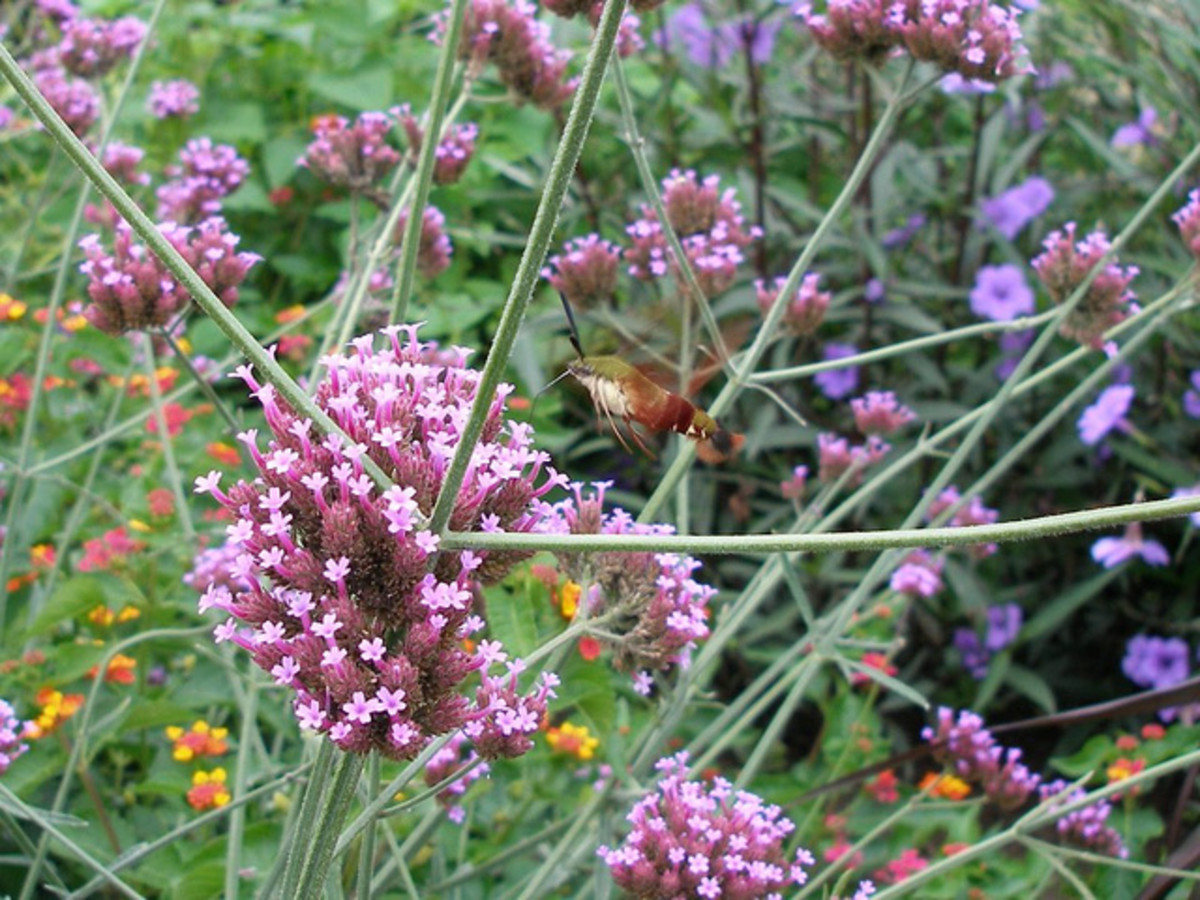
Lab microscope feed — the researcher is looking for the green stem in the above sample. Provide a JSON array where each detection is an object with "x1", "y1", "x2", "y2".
[
  {"x1": 291, "y1": 752, "x2": 365, "y2": 900},
  {"x1": 355, "y1": 753, "x2": 382, "y2": 900},
  {"x1": 276, "y1": 740, "x2": 336, "y2": 898},
  {"x1": 425, "y1": 0, "x2": 629, "y2": 537},
  {"x1": 160, "y1": 326, "x2": 240, "y2": 434},
  {"x1": 142, "y1": 334, "x2": 195, "y2": 542}
]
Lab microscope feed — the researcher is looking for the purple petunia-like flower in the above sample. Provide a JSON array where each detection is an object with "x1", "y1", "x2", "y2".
[
  {"x1": 535, "y1": 482, "x2": 712, "y2": 689},
  {"x1": 980, "y1": 177, "x2": 1054, "y2": 240},
  {"x1": 970, "y1": 264, "x2": 1034, "y2": 321},
  {"x1": 1091, "y1": 522, "x2": 1169, "y2": 569},
  {"x1": 147, "y1": 79, "x2": 200, "y2": 119},
  {"x1": 598, "y1": 752, "x2": 814, "y2": 898},
  {"x1": 194, "y1": 325, "x2": 567, "y2": 760},
  {"x1": 1122, "y1": 634, "x2": 1189, "y2": 691},
  {"x1": 0, "y1": 699, "x2": 29, "y2": 776},
  {"x1": 1077, "y1": 384, "x2": 1133, "y2": 446},
  {"x1": 923, "y1": 707, "x2": 1040, "y2": 810},
  {"x1": 814, "y1": 342, "x2": 859, "y2": 400},
  {"x1": 656, "y1": 2, "x2": 780, "y2": 69}
]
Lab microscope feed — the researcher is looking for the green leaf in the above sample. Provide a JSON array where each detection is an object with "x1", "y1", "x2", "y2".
[
  {"x1": 308, "y1": 65, "x2": 395, "y2": 111},
  {"x1": 554, "y1": 656, "x2": 616, "y2": 737},
  {"x1": 1022, "y1": 569, "x2": 1119, "y2": 642},
  {"x1": 1003, "y1": 663, "x2": 1057, "y2": 714},
  {"x1": 486, "y1": 576, "x2": 540, "y2": 660},
  {"x1": 26, "y1": 575, "x2": 144, "y2": 640}
]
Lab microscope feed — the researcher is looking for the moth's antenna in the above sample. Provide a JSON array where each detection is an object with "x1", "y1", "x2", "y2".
[{"x1": 558, "y1": 291, "x2": 585, "y2": 359}]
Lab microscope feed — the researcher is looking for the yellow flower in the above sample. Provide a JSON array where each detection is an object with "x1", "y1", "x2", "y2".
[
  {"x1": 0, "y1": 293, "x2": 27, "y2": 321},
  {"x1": 559, "y1": 580, "x2": 581, "y2": 620},
  {"x1": 187, "y1": 768, "x2": 232, "y2": 811},
  {"x1": 546, "y1": 721, "x2": 599, "y2": 761},
  {"x1": 919, "y1": 772, "x2": 971, "y2": 801}
]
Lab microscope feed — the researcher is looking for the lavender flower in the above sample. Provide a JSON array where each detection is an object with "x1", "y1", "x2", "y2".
[
  {"x1": 923, "y1": 707, "x2": 1040, "y2": 810},
  {"x1": 1077, "y1": 384, "x2": 1133, "y2": 446},
  {"x1": 157, "y1": 138, "x2": 251, "y2": 223},
  {"x1": 890, "y1": 550, "x2": 943, "y2": 598},
  {"x1": 980, "y1": 177, "x2": 1054, "y2": 240},
  {"x1": 1111, "y1": 107, "x2": 1159, "y2": 149},
  {"x1": 57, "y1": 16, "x2": 146, "y2": 78},
  {"x1": 1032, "y1": 222, "x2": 1139, "y2": 350},
  {"x1": 755, "y1": 273, "x2": 830, "y2": 335},
  {"x1": 396, "y1": 106, "x2": 479, "y2": 186},
  {"x1": 0, "y1": 699, "x2": 29, "y2": 776},
  {"x1": 598, "y1": 752, "x2": 814, "y2": 898},
  {"x1": 1184, "y1": 371, "x2": 1200, "y2": 419},
  {"x1": 814, "y1": 342, "x2": 859, "y2": 400},
  {"x1": 184, "y1": 541, "x2": 252, "y2": 597},
  {"x1": 194, "y1": 325, "x2": 566, "y2": 760},
  {"x1": 394, "y1": 206, "x2": 454, "y2": 278},
  {"x1": 100, "y1": 141, "x2": 150, "y2": 186},
  {"x1": 851, "y1": 390, "x2": 916, "y2": 435},
  {"x1": 33, "y1": 67, "x2": 99, "y2": 136},
  {"x1": 984, "y1": 602, "x2": 1022, "y2": 651},
  {"x1": 817, "y1": 432, "x2": 890, "y2": 483},
  {"x1": 1122, "y1": 634, "x2": 1189, "y2": 691},
  {"x1": 969, "y1": 264, "x2": 1035, "y2": 321},
  {"x1": 657, "y1": 2, "x2": 779, "y2": 68},
  {"x1": 542, "y1": 234, "x2": 621, "y2": 309},
  {"x1": 1038, "y1": 779, "x2": 1128, "y2": 858},
  {"x1": 535, "y1": 482, "x2": 712, "y2": 687},
  {"x1": 147, "y1": 79, "x2": 200, "y2": 119},
  {"x1": 953, "y1": 629, "x2": 989, "y2": 679},
  {"x1": 299, "y1": 112, "x2": 401, "y2": 193},
  {"x1": 1171, "y1": 190, "x2": 1200, "y2": 260},
  {"x1": 1091, "y1": 522, "x2": 1168, "y2": 569},
  {"x1": 424, "y1": 731, "x2": 490, "y2": 823}
]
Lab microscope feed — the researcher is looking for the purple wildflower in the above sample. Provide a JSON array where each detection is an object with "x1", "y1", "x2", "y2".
[
  {"x1": 969, "y1": 264, "x2": 1035, "y2": 321},
  {"x1": 894, "y1": 0, "x2": 1029, "y2": 83},
  {"x1": 33, "y1": 67, "x2": 99, "y2": 136},
  {"x1": 147, "y1": 79, "x2": 200, "y2": 119},
  {"x1": 194, "y1": 325, "x2": 566, "y2": 760},
  {"x1": 542, "y1": 234, "x2": 621, "y2": 309},
  {"x1": 1038, "y1": 779, "x2": 1128, "y2": 858},
  {"x1": 984, "y1": 603, "x2": 1022, "y2": 651},
  {"x1": 980, "y1": 177, "x2": 1054, "y2": 240},
  {"x1": 851, "y1": 390, "x2": 916, "y2": 435},
  {"x1": 755, "y1": 273, "x2": 830, "y2": 335},
  {"x1": 1032, "y1": 222, "x2": 1139, "y2": 349},
  {"x1": 657, "y1": 2, "x2": 779, "y2": 68},
  {"x1": 1111, "y1": 107, "x2": 1158, "y2": 148},
  {"x1": 922, "y1": 707, "x2": 1040, "y2": 810},
  {"x1": 0, "y1": 699, "x2": 29, "y2": 776},
  {"x1": 796, "y1": 0, "x2": 903, "y2": 64},
  {"x1": 299, "y1": 112, "x2": 401, "y2": 193},
  {"x1": 1077, "y1": 384, "x2": 1133, "y2": 446},
  {"x1": 995, "y1": 328, "x2": 1033, "y2": 380},
  {"x1": 881, "y1": 213, "x2": 926, "y2": 249},
  {"x1": 36, "y1": 0, "x2": 78, "y2": 23},
  {"x1": 890, "y1": 550, "x2": 943, "y2": 598},
  {"x1": 781, "y1": 465, "x2": 808, "y2": 501},
  {"x1": 57, "y1": 16, "x2": 146, "y2": 78},
  {"x1": 394, "y1": 206, "x2": 454, "y2": 278},
  {"x1": 534, "y1": 482, "x2": 712, "y2": 686},
  {"x1": 817, "y1": 432, "x2": 890, "y2": 483},
  {"x1": 1171, "y1": 189, "x2": 1200, "y2": 260},
  {"x1": 424, "y1": 731, "x2": 490, "y2": 823},
  {"x1": 100, "y1": 141, "x2": 150, "y2": 186},
  {"x1": 1091, "y1": 522, "x2": 1169, "y2": 569},
  {"x1": 926, "y1": 486, "x2": 999, "y2": 558},
  {"x1": 598, "y1": 752, "x2": 814, "y2": 898},
  {"x1": 395, "y1": 106, "x2": 478, "y2": 186},
  {"x1": 953, "y1": 629, "x2": 989, "y2": 679},
  {"x1": 1122, "y1": 634, "x2": 1189, "y2": 691},
  {"x1": 814, "y1": 342, "x2": 859, "y2": 400},
  {"x1": 157, "y1": 138, "x2": 250, "y2": 223},
  {"x1": 1171, "y1": 485, "x2": 1200, "y2": 527},
  {"x1": 184, "y1": 541, "x2": 252, "y2": 597},
  {"x1": 864, "y1": 277, "x2": 886, "y2": 303},
  {"x1": 0, "y1": 107, "x2": 12, "y2": 130}
]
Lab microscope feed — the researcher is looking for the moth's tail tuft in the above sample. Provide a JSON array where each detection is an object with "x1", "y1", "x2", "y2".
[{"x1": 696, "y1": 429, "x2": 745, "y2": 464}]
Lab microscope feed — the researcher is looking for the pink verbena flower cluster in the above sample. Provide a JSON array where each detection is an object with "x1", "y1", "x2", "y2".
[
  {"x1": 184, "y1": 542, "x2": 251, "y2": 597},
  {"x1": 147, "y1": 79, "x2": 200, "y2": 119},
  {"x1": 57, "y1": 15, "x2": 146, "y2": 78},
  {"x1": 424, "y1": 731, "x2": 490, "y2": 823},
  {"x1": 798, "y1": 0, "x2": 1027, "y2": 84},
  {"x1": 99, "y1": 141, "x2": 150, "y2": 186},
  {"x1": 755, "y1": 273, "x2": 831, "y2": 335},
  {"x1": 394, "y1": 206, "x2": 454, "y2": 278},
  {"x1": 1031, "y1": 222, "x2": 1139, "y2": 350},
  {"x1": 851, "y1": 390, "x2": 916, "y2": 435},
  {"x1": 889, "y1": 549, "x2": 943, "y2": 598},
  {"x1": 79, "y1": 217, "x2": 260, "y2": 334},
  {"x1": 0, "y1": 699, "x2": 29, "y2": 776},
  {"x1": 157, "y1": 138, "x2": 251, "y2": 224},
  {"x1": 300, "y1": 112, "x2": 402, "y2": 193},
  {"x1": 535, "y1": 482, "x2": 712, "y2": 690},
  {"x1": 626, "y1": 169, "x2": 760, "y2": 298},
  {"x1": 396, "y1": 106, "x2": 479, "y2": 186},
  {"x1": 32, "y1": 67, "x2": 99, "y2": 136},
  {"x1": 1171, "y1": 189, "x2": 1200, "y2": 261},
  {"x1": 194, "y1": 325, "x2": 566, "y2": 760},
  {"x1": 1037, "y1": 780, "x2": 1128, "y2": 858},
  {"x1": 922, "y1": 707, "x2": 1040, "y2": 810},
  {"x1": 598, "y1": 752, "x2": 814, "y2": 899},
  {"x1": 448, "y1": 0, "x2": 576, "y2": 110},
  {"x1": 542, "y1": 234, "x2": 622, "y2": 309},
  {"x1": 817, "y1": 432, "x2": 890, "y2": 483},
  {"x1": 926, "y1": 485, "x2": 999, "y2": 557}
]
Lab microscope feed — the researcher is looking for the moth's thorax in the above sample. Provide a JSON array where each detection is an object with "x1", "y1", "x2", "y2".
[{"x1": 569, "y1": 361, "x2": 631, "y2": 418}]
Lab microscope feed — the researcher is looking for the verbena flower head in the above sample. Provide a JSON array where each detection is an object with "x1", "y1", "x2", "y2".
[
  {"x1": 889, "y1": 549, "x2": 943, "y2": 598},
  {"x1": 1122, "y1": 634, "x2": 1189, "y2": 691},
  {"x1": 300, "y1": 112, "x2": 401, "y2": 193},
  {"x1": 194, "y1": 325, "x2": 565, "y2": 760},
  {"x1": 755, "y1": 273, "x2": 830, "y2": 335},
  {"x1": 447, "y1": 0, "x2": 576, "y2": 110},
  {"x1": 100, "y1": 140, "x2": 150, "y2": 186},
  {"x1": 851, "y1": 390, "x2": 916, "y2": 435},
  {"x1": 1091, "y1": 521, "x2": 1168, "y2": 569},
  {"x1": 984, "y1": 602, "x2": 1021, "y2": 651},
  {"x1": 1037, "y1": 779, "x2": 1128, "y2": 858},
  {"x1": 980, "y1": 176, "x2": 1054, "y2": 240},
  {"x1": 796, "y1": 0, "x2": 904, "y2": 64},
  {"x1": 157, "y1": 138, "x2": 251, "y2": 223},
  {"x1": 970, "y1": 263, "x2": 1034, "y2": 321},
  {"x1": 394, "y1": 206, "x2": 454, "y2": 278},
  {"x1": 895, "y1": 0, "x2": 1028, "y2": 84},
  {"x1": 57, "y1": 16, "x2": 146, "y2": 78},
  {"x1": 79, "y1": 216, "x2": 259, "y2": 334},
  {"x1": 33, "y1": 67, "x2": 99, "y2": 136},
  {"x1": 542, "y1": 233, "x2": 621, "y2": 309},
  {"x1": 147, "y1": 79, "x2": 200, "y2": 119},
  {"x1": 923, "y1": 707, "x2": 1040, "y2": 810},
  {"x1": 598, "y1": 752, "x2": 814, "y2": 899},
  {"x1": 534, "y1": 482, "x2": 712, "y2": 685},
  {"x1": 1077, "y1": 384, "x2": 1133, "y2": 446},
  {"x1": 424, "y1": 731, "x2": 490, "y2": 823},
  {"x1": 925, "y1": 486, "x2": 999, "y2": 557},
  {"x1": 1031, "y1": 222, "x2": 1139, "y2": 349},
  {"x1": 396, "y1": 106, "x2": 479, "y2": 186},
  {"x1": 814, "y1": 342, "x2": 859, "y2": 400},
  {"x1": 625, "y1": 169, "x2": 760, "y2": 299},
  {"x1": 817, "y1": 432, "x2": 890, "y2": 483},
  {"x1": 0, "y1": 699, "x2": 29, "y2": 775},
  {"x1": 184, "y1": 541, "x2": 252, "y2": 597},
  {"x1": 1171, "y1": 189, "x2": 1200, "y2": 260},
  {"x1": 658, "y1": 2, "x2": 779, "y2": 68},
  {"x1": 781, "y1": 465, "x2": 808, "y2": 501}
]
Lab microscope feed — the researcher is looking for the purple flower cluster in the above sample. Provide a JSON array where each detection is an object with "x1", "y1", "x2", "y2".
[
  {"x1": 657, "y1": 2, "x2": 780, "y2": 69},
  {"x1": 1037, "y1": 780, "x2": 1128, "y2": 858},
  {"x1": 781, "y1": 465, "x2": 808, "y2": 501},
  {"x1": 1122, "y1": 634, "x2": 1189, "y2": 692},
  {"x1": 299, "y1": 112, "x2": 401, "y2": 194},
  {"x1": 424, "y1": 731, "x2": 490, "y2": 823},
  {"x1": 798, "y1": 0, "x2": 1028, "y2": 83},
  {"x1": 449, "y1": 0, "x2": 575, "y2": 110},
  {"x1": 157, "y1": 138, "x2": 251, "y2": 224},
  {"x1": 543, "y1": 234, "x2": 621, "y2": 309},
  {"x1": 817, "y1": 432, "x2": 890, "y2": 483},
  {"x1": 394, "y1": 206, "x2": 454, "y2": 278},
  {"x1": 969, "y1": 263, "x2": 1034, "y2": 321},
  {"x1": 396, "y1": 107, "x2": 479, "y2": 186},
  {"x1": 541, "y1": 0, "x2": 646, "y2": 56},
  {"x1": 1171, "y1": 189, "x2": 1200, "y2": 260},
  {"x1": 926, "y1": 485, "x2": 1000, "y2": 557},
  {"x1": 100, "y1": 141, "x2": 150, "y2": 186},
  {"x1": 147, "y1": 79, "x2": 200, "y2": 119},
  {"x1": 980, "y1": 176, "x2": 1054, "y2": 240},
  {"x1": 625, "y1": 169, "x2": 760, "y2": 299},
  {"x1": 890, "y1": 550, "x2": 943, "y2": 598},
  {"x1": 79, "y1": 217, "x2": 260, "y2": 334},
  {"x1": 33, "y1": 67, "x2": 99, "y2": 136},
  {"x1": 1183, "y1": 371, "x2": 1200, "y2": 419},
  {"x1": 953, "y1": 602, "x2": 1022, "y2": 678},
  {"x1": 1111, "y1": 107, "x2": 1158, "y2": 149},
  {"x1": 1077, "y1": 384, "x2": 1133, "y2": 446},
  {"x1": 814, "y1": 342, "x2": 859, "y2": 400},
  {"x1": 851, "y1": 390, "x2": 916, "y2": 435},
  {"x1": 1032, "y1": 222, "x2": 1139, "y2": 350},
  {"x1": 57, "y1": 15, "x2": 146, "y2": 78},
  {"x1": 1091, "y1": 522, "x2": 1168, "y2": 569},
  {"x1": 598, "y1": 752, "x2": 814, "y2": 899},
  {"x1": 194, "y1": 325, "x2": 565, "y2": 760},
  {"x1": 535, "y1": 482, "x2": 712, "y2": 689},
  {"x1": 184, "y1": 541, "x2": 252, "y2": 597},
  {"x1": 923, "y1": 707, "x2": 1040, "y2": 810},
  {"x1": 0, "y1": 699, "x2": 29, "y2": 776},
  {"x1": 755, "y1": 273, "x2": 831, "y2": 335}
]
